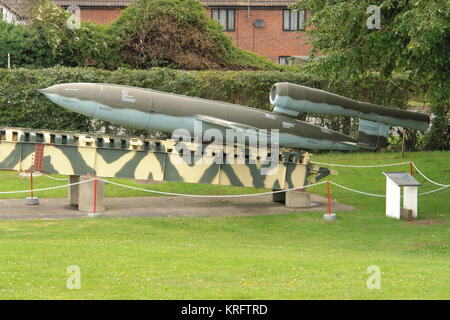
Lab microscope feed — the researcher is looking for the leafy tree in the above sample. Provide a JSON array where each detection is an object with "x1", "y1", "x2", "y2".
[
  {"x1": 293, "y1": 0, "x2": 450, "y2": 149},
  {"x1": 29, "y1": 0, "x2": 117, "y2": 68},
  {"x1": 0, "y1": 20, "x2": 53, "y2": 68},
  {"x1": 107, "y1": 0, "x2": 278, "y2": 70}
]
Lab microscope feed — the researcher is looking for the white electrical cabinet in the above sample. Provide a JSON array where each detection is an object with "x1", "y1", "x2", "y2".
[{"x1": 383, "y1": 172, "x2": 421, "y2": 219}]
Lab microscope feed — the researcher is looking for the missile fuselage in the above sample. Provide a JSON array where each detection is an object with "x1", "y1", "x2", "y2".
[{"x1": 39, "y1": 83, "x2": 361, "y2": 151}]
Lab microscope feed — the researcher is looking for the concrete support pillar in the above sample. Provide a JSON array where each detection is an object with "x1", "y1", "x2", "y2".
[
  {"x1": 272, "y1": 189, "x2": 286, "y2": 203},
  {"x1": 285, "y1": 191, "x2": 311, "y2": 208},
  {"x1": 68, "y1": 175, "x2": 80, "y2": 208},
  {"x1": 78, "y1": 176, "x2": 105, "y2": 213}
]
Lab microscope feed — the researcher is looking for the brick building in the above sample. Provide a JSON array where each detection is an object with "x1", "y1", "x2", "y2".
[
  {"x1": 205, "y1": 1, "x2": 311, "y2": 64},
  {"x1": 53, "y1": 0, "x2": 311, "y2": 64},
  {"x1": 53, "y1": 0, "x2": 126, "y2": 24}
]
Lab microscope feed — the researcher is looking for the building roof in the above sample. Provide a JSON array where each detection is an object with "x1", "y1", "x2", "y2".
[
  {"x1": 52, "y1": 0, "x2": 297, "y2": 7},
  {"x1": 202, "y1": 0, "x2": 297, "y2": 6},
  {"x1": 383, "y1": 172, "x2": 421, "y2": 187},
  {"x1": 52, "y1": 0, "x2": 133, "y2": 6},
  {"x1": 0, "y1": 0, "x2": 29, "y2": 18}
]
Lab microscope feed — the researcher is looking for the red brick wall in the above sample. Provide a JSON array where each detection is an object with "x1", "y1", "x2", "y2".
[
  {"x1": 74, "y1": 7, "x2": 312, "y2": 63},
  {"x1": 80, "y1": 8, "x2": 123, "y2": 24},
  {"x1": 208, "y1": 8, "x2": 311, "y2": 63}
]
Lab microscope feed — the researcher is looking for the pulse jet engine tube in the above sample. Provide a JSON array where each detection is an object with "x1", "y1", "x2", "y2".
[{"x1": 270, "y1": 82, "x2": 430, "y2": 131}]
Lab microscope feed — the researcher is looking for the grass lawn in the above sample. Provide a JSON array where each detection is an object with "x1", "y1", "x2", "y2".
[{"x1": 0, "y1": 151, "x2": 448, "y2": 299}]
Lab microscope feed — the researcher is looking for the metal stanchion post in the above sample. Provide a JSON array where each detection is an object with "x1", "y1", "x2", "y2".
[
  {"x1": 323, "y1": 181, "x2": 336, "y2": 221},
  {"x1": 25, "y1": 171, "x2": 39, "y2": 205}
]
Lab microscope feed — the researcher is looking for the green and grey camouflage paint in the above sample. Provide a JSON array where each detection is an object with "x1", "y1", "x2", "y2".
[
  {"x1": 38, "y1": 82, "x2": 430, "y2": 151},
  {"x1": 0, "y1": 127, "x2": 333, "y2": 189},
  {"x1": 270, "y1": 82, "x2": 430, "y2": 149},
  {"x1": 38, "y1": 83, "x2": 363, "y2": 151}
]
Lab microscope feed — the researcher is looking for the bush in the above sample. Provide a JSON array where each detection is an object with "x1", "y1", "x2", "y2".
[
  {"x1": 108, "y1": 0, "x2": 278, "y2": 70},
  {"x1": 0, "y1": 20, "x2": 53, "y2": 68},
  {"x1": 28, "y1": 0, "x2": 118, "y2": 69}
]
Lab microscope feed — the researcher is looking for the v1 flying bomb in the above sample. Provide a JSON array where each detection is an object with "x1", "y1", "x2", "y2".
[{"x1": 38, "y1": 82, "x2": 429, "y2": 151}]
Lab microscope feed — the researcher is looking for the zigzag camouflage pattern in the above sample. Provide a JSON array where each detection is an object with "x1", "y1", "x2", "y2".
[{"x1": 0, "y1": 127, "x2": 334, "y2": 189}]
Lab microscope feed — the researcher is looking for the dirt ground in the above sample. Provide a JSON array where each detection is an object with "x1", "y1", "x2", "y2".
[{"x1": 0, "y1": 194, "x2": 355, "y2": 220}]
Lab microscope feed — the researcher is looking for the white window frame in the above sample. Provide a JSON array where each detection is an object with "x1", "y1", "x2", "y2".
[
  {"x1": 211, "y1": 8, "x2": 235, "y2": 31},
  {"x1": 279, "y1": 56, "x2": 293, "y2": 65},
  {"x1": 283, "y1": 9, "x2": 306, "y2": 31}
]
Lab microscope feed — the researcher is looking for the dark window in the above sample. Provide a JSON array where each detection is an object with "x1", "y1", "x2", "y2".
[
  {"x1": 279, "y1": 56, "x2": 292, "y2": 65},
  {"x1": 212, "y1": 9, "x2": 235, "y2": 31},
  {"x1": 283, "y1": 9, "x2": 306, "y2": 31}
]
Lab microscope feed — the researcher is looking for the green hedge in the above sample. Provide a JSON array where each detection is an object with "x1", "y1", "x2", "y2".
[{"x1": 0, "y1": 67, "x2": 419, "y2": 140}]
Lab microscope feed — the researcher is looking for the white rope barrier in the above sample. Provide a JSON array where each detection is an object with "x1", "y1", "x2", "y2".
[
  {"x1": 16, "y1": 172, "x2": 68, "y2": 181},
  {"x1": 329, "y1": 181, "x2": 448, "y2": 197},
  {"x1": 2, "y1": 162, "x2": 447, "y2": 198},
  {"x1": 1, "y1": 176, "x2": 446, "y2": 198},
  {"x1": 0, "y1": 178, "x2": 96, "y2": 194},
  {"x1": 310, "y1": 161, "x2": 410, "y2": 168},
  {"x1": 411, "y1": 162, "x2": 450, "y2": 187},
  {"x1": 99, "y1": 178, "x2": 447, "y2": 199},
  {"x1": 42, "y1": 174, "x2": 67, "y2": 181},
  {"x1": 418, "y1": 185, "x2": 449, "y2": 196},
  {"x1": 98, "y1": 178, "x2": 328, "y2": 198},
  {"x1": 309, "y1": 160, "x2": 449, "y2": 196},
  {"x1": 328, "y1": 181, "x2": 386, "y2": 198}
]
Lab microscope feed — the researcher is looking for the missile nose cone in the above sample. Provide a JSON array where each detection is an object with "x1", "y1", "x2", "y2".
[
  {"x1": 38, "y1": 83, "x2": 100, "y2": 118},
  {"x1": 37, "y1": 85, "x2": 60, "y2": 95},
  {"x1": 38, "y1": 85, "x2": 63, "y2": 107}
]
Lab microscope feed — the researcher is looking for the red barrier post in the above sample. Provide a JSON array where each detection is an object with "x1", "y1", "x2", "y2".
[{"x1": 410, "y1": 161, "x2": 414, "y2": 176}]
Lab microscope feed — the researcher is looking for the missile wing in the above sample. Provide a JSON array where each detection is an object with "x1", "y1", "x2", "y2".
[{"x1": 196, "y1": 115, "x2": 259, "y2": 131}]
